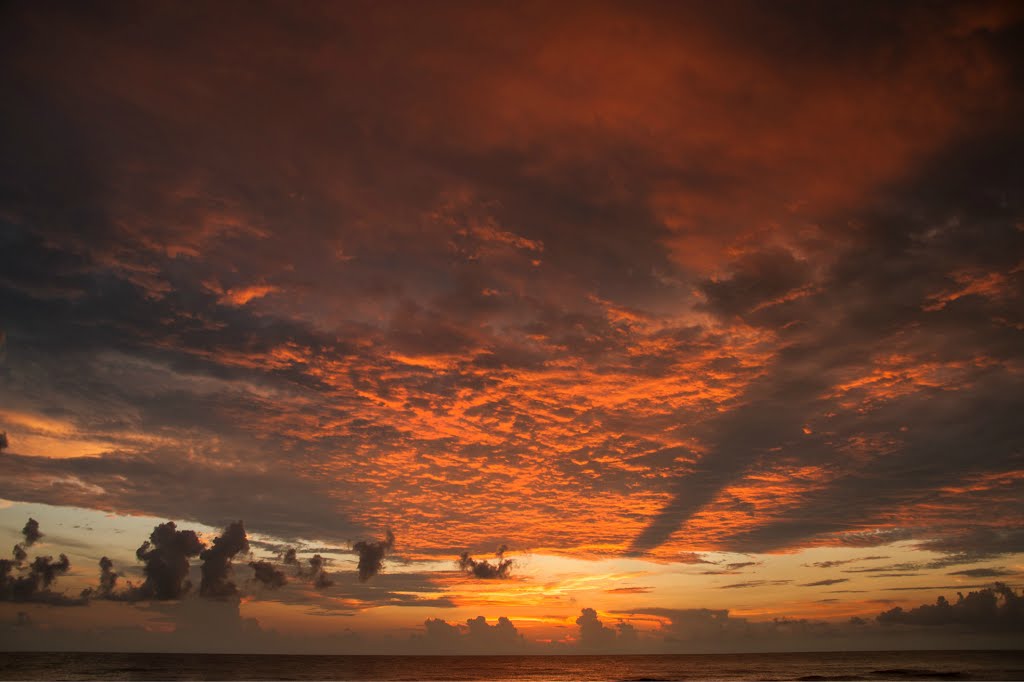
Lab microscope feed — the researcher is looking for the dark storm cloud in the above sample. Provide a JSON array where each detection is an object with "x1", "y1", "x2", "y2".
[
  {"x1": 876, "y1": 583, "x2": 1024, "y2": 631},
  {"x1": 134, "y1": 521, "x2": 205, "y2": 601},
  {"x1": 352, "y1": 531, "x2": 395, "y2": 582},
  {"x1": 0, "y1": 431, "x2": 7, "y2": 450},
  {"x1": 199, "y1": 521, "x2": 249, "y2": 598},
  {"x1": 282, "y1": 548, "x2": 298, "y2": 566},
  {"x1": 457, "y1": 545, "x2": 514, "y2": 580},
  {"x1": 249, "y1": 560, "x2": 287, "y2": 589}
]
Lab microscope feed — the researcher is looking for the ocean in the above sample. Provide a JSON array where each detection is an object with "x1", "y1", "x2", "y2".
[{"x1": 1, "y1": 650, "x2": 1022, "y2": 681}]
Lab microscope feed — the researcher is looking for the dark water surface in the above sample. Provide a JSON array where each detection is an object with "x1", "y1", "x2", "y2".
[{"x1": 1, "y1": 651, "x2": 1022, "y2": 681}]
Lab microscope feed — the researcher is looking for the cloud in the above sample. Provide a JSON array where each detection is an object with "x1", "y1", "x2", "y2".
[
  {"x1": 698, "y1": 247, "x2": 812, "y2": 319},
  {"x1": 352, "y1": 531, "x2": 395, "y2": 582},
  {"x1": 420, "y1": 615, "x2": 524, "y2": 653},
  {"x1": 699, "y1": 560, "x2": 761, "y2": 575},
  {"x1": 919, "y1": 528, "x2": 1024, "y2": 558},
  {"x1": 718, "y1": 580, "x2": 792, "y2": 589},
  {"x1": 0, "y1": 0, "x2": 1021, "y2": 572},
  {"x1": 876, "y1": 583, "x2": 1024, "y2": 631},
  {"x1": 20, "y1": 555, "x2": 71, "y2": 595},
  {"x1": 307, "y1": 554, "x2": 334, "y2": 590},
  {"x1": 575, "y1": 607, "x2": 636, "y2": 650},
  {"x1": 198, "y1": 521, "x2": 249, "y2": 599},
  {"x1": 804, "y1": 556, "x2": 889, "y2": 569},
  {"x1": 948, "y1": 568, "x2": 1017, "y2": 578},
  {"x1": 457, "y1": 545, "x2": 514, "y2": 580},
  {"x1": 604, "y1": 586, "x2": 654, "y2": 594},
  {"x1": 81, "y1": 556, "x2": 119, "y2": 599},
  {"x1": 1, "y1": 520, "x2": 76, "y2": 605},
  {"x1": 134, "y1": 522, "x2": 205, "y2": 600},
  {"x1": 249, "y1": 561, "x2": 287, "y2": 589},
  {"x1": 800, "y1": 578, "x2": 850, "y2": 587},
  {"x1": 21, "y1": 518, "x2": 42, "y2": 546},
  {"x1": 623, "y1": 607, "x2": 741, "y2": 640}
]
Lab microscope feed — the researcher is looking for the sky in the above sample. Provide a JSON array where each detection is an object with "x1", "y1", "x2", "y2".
[{"x1": 1, "y1": 0, "x2": 1023, "y2": 654}]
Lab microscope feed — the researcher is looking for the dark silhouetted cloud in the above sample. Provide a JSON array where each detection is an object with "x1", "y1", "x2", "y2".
[
  {"x1": 420, "y1": 615, "x2": 523, "y2": 653},
  {"x1": 876, "y1": 583, "x2": 1024, "y2": 631},
  {"x1": 199, "y1": 521, "x2": 249, "y2": 598},
  {"x1": 82, "y1": 556, "x2": 119, "y2": 600},
  {"x1": 1, "y1": 520, "x2": 75, "y2": 605},
  {"x1": 249, "y1": 560, "x2": 287, "y2": 589},
  {"x1": 575, "y1": 607, "x2": 636, "y2": 650},
  {"x1": 457, "y1": 545, "x2": 514, "y2": 580},
  {"x1": 21, "y1": 518, "x2": 42, "y2": 546},
  {"x1": 307, "y1": 554, "x2": 334, "y2": 589},
  {"x1": 134, "y1": 522, "x2": 205, "y2": 600},
  {"x1": 352, "y1": 531, "x2": 395, "y2": 582}
]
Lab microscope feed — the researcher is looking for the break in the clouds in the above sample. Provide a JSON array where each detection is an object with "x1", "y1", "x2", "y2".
[{"x1": 0, "y1": 0, "x2": 1022, "y2": 656}]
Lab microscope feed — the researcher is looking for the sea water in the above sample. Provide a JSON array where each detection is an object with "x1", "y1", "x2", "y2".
[{"x1": 1, "y1": 650, "x2": 1022, "y2": 681}]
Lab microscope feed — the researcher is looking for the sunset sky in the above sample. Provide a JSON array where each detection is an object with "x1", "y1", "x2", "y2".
[{"x1": 1, "y1": 0, "x2": 1023, "y2": 654}]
